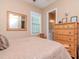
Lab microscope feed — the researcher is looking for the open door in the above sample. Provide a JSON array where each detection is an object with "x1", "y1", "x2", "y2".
[{"x1": 48, "y1": 10, "x2": 56, "y2": 40}]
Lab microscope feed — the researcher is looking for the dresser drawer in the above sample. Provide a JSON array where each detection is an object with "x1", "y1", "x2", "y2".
[
  {"x1": 63, "y1": 30, "x2": 77, "y2": 35},
  {"x1": 69, "y1": 50, "x2": 75, "y2": 57},
  {"x1": 54, "y1": 35, "x2": 62, "y2": 38},
  {"x1": 54, "y1": 30, "x2": 63, "y2": 34},
  {"x1": 66, "y1": 36, "x2": 75, "y2": 43},
  {"x1": 69, "y1": 45, "x2": 75, "y2": 57},
  {"x1": 55, "y1": 40, "x2": 65, "y2": 44},
  {"x1": 54, "y1": 25, "x2": 63, "y2": 29},
  {"x1": 54, "y1": 35, "x2": 62, "y2": 39},
  {"x1": 60, "y1": 36, "x2": 74, "y2": 42},
  {"x1": 66, "y1": 23, "x2": 76, "y2": 29},
  {"x1": 55, "y1": 29, "x2": 77, "y2": 35},
  {"x1": 55, "y1": 35, "x2": 76, "y2": 44},
  {"x1": 64, "y1": 43, "x2": 75, "y2": 57}
]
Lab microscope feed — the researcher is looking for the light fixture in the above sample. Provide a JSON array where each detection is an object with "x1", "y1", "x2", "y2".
[
  {"x1": 33, "y1": 0, "x2": 36, "y2": 2},
  {"x1": 50, "y1": 20, "x2": 54, "y2": 23}
]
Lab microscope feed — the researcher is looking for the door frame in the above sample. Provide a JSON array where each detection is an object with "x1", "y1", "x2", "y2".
[{"x1": 47, "y1": 8, "x2": 58, "y2": 39}]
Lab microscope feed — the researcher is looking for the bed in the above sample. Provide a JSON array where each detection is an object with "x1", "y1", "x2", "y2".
[{"x1": 0, "y1": 37, "x2": 72, "y2": 59}]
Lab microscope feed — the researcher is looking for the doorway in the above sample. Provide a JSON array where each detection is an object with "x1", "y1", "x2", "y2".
[{"x1": 47, "y1": 8, "x2": 57, "y2": 40}]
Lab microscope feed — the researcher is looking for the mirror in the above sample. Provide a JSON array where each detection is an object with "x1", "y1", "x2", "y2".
[{"x1": 7, "y1": 11, "x2": 27, "y2": 31}]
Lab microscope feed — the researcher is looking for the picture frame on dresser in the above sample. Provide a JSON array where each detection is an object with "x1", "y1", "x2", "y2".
[{"x1": 70, "y1": 16, "x2": 78, "y2": 22}]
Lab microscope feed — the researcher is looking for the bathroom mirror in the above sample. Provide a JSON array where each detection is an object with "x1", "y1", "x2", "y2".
[{"x1": 7, "y1": 11, "x2": 27, "y2": 31}]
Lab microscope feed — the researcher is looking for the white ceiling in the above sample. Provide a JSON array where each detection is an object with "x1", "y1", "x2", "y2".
[{"x1": 24, "y1": 0, "x2": 57, "y2": 8}]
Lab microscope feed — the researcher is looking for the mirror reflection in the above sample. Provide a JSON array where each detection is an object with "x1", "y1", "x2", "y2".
[{"x1": 7, "y1": 11, "x2": 27, "y2": 31}]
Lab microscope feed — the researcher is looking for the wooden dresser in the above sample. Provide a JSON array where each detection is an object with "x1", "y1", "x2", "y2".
[{"x1": 54, "y1": 23, "x2": 78, "y2": 59}]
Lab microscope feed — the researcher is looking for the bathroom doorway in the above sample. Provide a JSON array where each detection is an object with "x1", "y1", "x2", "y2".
[{"x1": 47, "y1": 8, "x2": 57, "y2": 40}]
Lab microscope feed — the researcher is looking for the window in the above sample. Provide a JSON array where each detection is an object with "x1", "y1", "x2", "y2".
[{"x1": 31, "y1": 12, "x2": 41, "y2": 35}]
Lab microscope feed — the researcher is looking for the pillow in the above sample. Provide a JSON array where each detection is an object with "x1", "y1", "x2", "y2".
[{"x1": 0, "y1": 34, "x2": 9, "y2": 50}]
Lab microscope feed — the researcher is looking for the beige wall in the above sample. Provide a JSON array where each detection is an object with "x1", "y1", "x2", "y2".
[
  {"x1": 0, "y1": 0, "x2": 42, "y2": 39},
  {"x1": 42, "y1": 0, "x2": 79, "y2": 35}
]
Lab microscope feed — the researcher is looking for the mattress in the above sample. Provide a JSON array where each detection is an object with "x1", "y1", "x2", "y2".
[{"x1": 0, "y1": 37, "x2": 72, "y2": 59}]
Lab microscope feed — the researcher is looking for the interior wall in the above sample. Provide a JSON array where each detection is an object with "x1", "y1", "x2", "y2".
[
  {"x1": 0, "y1": 0, "x2": 42, "y2": 40},
  {"x1": 42, "y1": 0, "x2": 79, "y2": 35}
]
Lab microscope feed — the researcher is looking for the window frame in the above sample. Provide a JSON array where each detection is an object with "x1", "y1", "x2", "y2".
[{"x1": 31, "y1": 11, "x2": 42, "y2": 35}]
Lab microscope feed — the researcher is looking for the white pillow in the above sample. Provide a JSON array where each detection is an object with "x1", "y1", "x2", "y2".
[{"x1": 0, "y1": 35, "x2": 9, "y2": 50}]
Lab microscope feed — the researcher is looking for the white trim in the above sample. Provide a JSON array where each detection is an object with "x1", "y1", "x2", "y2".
[
  {"x1": 31, "y1": 11, "x2": 42, "y2": 36},
  {"x1": 30, "y1": 12, "x2": 32, "y2": 35},
  {"x1": 47, "y1": 8, "x2": 58, "y2": 39}
]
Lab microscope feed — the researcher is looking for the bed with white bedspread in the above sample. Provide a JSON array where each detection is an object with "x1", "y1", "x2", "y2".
[{"x1": 0, "y1": 37, "x2": 72, "y2": 59}]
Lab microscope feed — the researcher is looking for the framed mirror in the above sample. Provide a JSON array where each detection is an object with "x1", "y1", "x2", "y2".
[{"x1": 7, "y1": 11, "x2": 27, "y2": 31}]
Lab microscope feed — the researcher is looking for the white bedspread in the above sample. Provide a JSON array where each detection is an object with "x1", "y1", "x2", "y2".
[{"x1": 0, "y1": 37, "x2": 72, "y2": 59}]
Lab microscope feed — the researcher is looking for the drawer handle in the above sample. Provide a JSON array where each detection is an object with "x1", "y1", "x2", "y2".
[
  {"x1": 69, "y1": 44, "x2": 71, "y2": 46},
  {"x1": 69, "y1": 38, "x2": 71, "y2": 40},
  {"x1": 69, "y1": 32, "x2": 71, "y2": 34}
]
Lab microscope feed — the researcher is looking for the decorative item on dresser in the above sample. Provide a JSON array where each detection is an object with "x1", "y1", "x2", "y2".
[
  {"x1": 70, "y1": 16, "x2": 78, "y2": 23},
  {"x1": 57, "y1": 16, "x2": 62, "y2": 24},
  {"x1": 54, "y1": 22, "x2": 78, "y2": 59}
]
